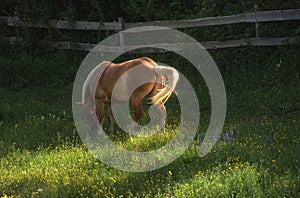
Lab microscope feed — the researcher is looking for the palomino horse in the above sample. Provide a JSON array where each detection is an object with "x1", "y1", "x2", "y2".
[{"x1": 82, "y1": 57, "x2": 179, "y2": 133}]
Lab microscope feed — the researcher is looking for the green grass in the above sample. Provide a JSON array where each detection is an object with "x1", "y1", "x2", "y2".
[
  {"x1": 0, "y1": 48, "x2": 299, "y2": 197},
  {"x1": 1, "y1": 109, "x2": 299, "y2": 197}
]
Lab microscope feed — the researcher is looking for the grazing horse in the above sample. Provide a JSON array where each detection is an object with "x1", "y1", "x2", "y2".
[{"x1": 82, "y1": 57, "x2": 179, "y2": 133}]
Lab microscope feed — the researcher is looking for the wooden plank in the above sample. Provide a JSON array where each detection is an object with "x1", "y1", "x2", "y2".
[
  {"x1": 52, "y1": 41, "x2": 96, "y2": 51},
  {"x1": 95, "y1": 37, "x2": 297, "y2": 52},
  {"x1": 1, "y1": 36, "x2": 296, "y2": 51},
  {"x1": 125, "y1": 15, "x2": 244, "y2": 29},
  {"x1": 1, "y1": 9, "x2": 299, "y2": 30},
  {"x1": 47, "y1": 20, "x2": 122, "y2": 30},
  {"x1": 4, "y1": 16, "x2": 122, "y2": 31},
  {"x1": 202, "y1": 37, "x2": 297, "y2": 49},
  {"x1": 125, "y1": 9, "x2": 300, "y2": 29},
  {"x1": 252, "y1": 9, "x2": 300, "y2": 22}
]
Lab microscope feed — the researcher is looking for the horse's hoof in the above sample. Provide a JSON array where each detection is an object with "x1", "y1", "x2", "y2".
[{"x1": 95, "y1": 126, "x2": 105, "y2": 137}]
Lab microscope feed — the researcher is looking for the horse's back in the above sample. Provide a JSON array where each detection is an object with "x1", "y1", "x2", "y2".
[{"x1": 97, "y1": 57, "x2": 158, "y2": 102}]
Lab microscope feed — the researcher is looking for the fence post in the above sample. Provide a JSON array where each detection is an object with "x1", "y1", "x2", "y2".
[
  {"x1": 118, "y1": 17, "x2": 125, "y2": 47},
  {"x1": 14, "y1": 9, "x2": 19, "y2": 39},
  {"x1": 254, "y1": 4, "x2": 260, "y2": 38}
]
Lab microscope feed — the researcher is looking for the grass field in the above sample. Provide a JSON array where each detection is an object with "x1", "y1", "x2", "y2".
[{"x1": 0, "y1": 48, "x2": 299, "y2": 197}]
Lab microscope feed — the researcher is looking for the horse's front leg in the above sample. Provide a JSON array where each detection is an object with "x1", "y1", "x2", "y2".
[
  {"x1": 130, "y1": 97, "x2": 144, "y2": 124},
  {"x1": 126, "y1": 97, "x2": 144, "y2": 133}
]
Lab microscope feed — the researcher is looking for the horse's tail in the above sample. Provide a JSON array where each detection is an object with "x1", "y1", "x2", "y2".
[
  {"x1": 151, "y1": 66, "x2": 179, "y2": 105},
  {"x1": 80, "y1": 61, "x2": 110, "y2": 125},
  {"x1": 82, "y1": 61, "x2": 110, "y2": 105}
]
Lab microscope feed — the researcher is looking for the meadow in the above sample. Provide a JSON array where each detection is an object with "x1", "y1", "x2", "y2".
[{"x1": 0, "y1": 46, "x2": 299, "y2": 197}]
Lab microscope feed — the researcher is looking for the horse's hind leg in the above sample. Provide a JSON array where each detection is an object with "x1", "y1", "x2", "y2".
[
  {"x1": 107, "y1": 103, "x2": 115, "y2": 132},
  {"x1": 95, "y1": 98, "x2": 105, "y2": 126},
  {"x1": 153, "y1": 103, "x2": 167, "y2": 129}
]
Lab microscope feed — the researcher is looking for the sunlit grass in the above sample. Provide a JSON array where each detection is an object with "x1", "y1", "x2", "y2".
[
  {"x1": 0, "y1": 48, "x2": 299, "y2": 197},
  {"x1": 1, "y1": 96, "x2": 299, "y2": 197}
]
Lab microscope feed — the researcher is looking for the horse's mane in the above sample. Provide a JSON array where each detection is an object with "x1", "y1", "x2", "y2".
[{"x1": 151, "y1": 65, "x2": 179, "y2": 104}]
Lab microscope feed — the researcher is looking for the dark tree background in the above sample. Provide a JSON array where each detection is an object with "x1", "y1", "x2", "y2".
[
  {"x1": 0, "y1": 0, "x2": 299, "y2": 88},
  {"x1": 1, "y1": 0, "x2": 299, "y2": 21},
  {"x1": 1, "y1": 0, "x2": 299, "y2": 43}
]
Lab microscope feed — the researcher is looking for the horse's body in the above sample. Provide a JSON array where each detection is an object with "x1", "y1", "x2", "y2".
[{"x1": 82, "y1": 57, "x2": 179, "y2": 132}]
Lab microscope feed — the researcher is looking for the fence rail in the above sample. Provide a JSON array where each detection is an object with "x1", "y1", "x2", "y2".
[
  {"x1": 2, "y1": 36, "x2": 296, "y2": 52},
  {"x1": 0, "y1": 8, "x2": 299, "y2": 51},
  {"x1": 125, "y1": 9, "x2": 300, "y2": 29}
]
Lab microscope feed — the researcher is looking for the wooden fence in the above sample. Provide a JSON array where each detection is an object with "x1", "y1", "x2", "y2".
[{"x1": 1, "y1": 8, "x2": 299, "y2": 52}]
